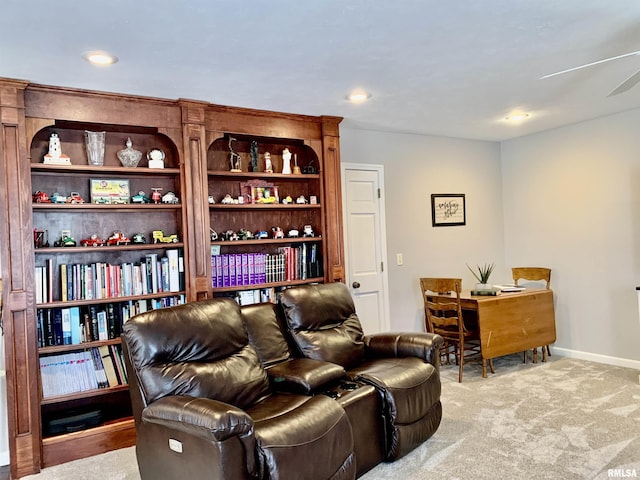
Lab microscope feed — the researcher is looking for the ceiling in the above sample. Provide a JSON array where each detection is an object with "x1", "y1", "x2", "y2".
[{"x1": 3, "y1": 0, "x2": 640, "y2": 141}]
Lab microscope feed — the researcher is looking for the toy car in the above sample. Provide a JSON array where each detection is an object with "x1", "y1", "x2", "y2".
[
  {"x1": 151, "y1": 188, "x2": 162, "y2": 204},
  {"x1": 51, "y1": 192, "x2": 67, "y2": 204},
  {"x1": 32, "y1": 191, "x2": 51, "y2": 203},
  {"x1": 161, "y1": 191, "x2": 179, "y2": 204},
  {"x1": 132, "y1": 232, "x2": 146, "y2": 244},
  {"x1": 287, "y1": 229, "x2": 299, "y2": 238},
  {"x1": 107, "y1": 231, "x2": 131, "y2": 246},
  {"x1": 238, "y1": 228, "x2": 255, "y2": 240},
  {"x1": 54, "y1": 233, "x2": 76, "y2": 247},
  {"x1": 303, "y1": 225, "x2": 315, "y2": 237},
  {"x1": 80, "y1": 234, "x2": 105, "y2": 247},
  {"x1": 209, "y1": 228, "x2": 218, "y2": 241},
  {"x1": 272, "y1": 226, "x2": 285, "y2": 239},
  {"x1": 208, "y1": 196, "x2": 216, "y2": 204},
  {"x1": 256, "y1": 230, "x2": 269, "y2": 239},
  {"x1": 66, "y1": 192, "x2": 85, "y2": 204},
  {"x1": 220, "y1": 194, "x2": 234, "y2": 204},
  {"x1": 132, "y1": 191, "x2": 151, "y2": 204},
  {"x1": 295, "y1": 195, "x2": 308, "y2": 204},
  {"x1": 152, "y1": 230, "x2": 179, "y2": 244}
]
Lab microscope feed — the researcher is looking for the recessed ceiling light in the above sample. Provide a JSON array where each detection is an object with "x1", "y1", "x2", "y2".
[
  {"x1": 347, "y1": 90, "x2": 371, "y2": 103},
  {"x1": 83, "y1": 51, "x2": 118, "y2": 66},
  {"x1": 505, "y1": 113, "x2": 530, "y2": 122}
]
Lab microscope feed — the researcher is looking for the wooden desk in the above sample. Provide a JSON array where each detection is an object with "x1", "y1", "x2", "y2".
[{"x1": 431, "y1": 288, "x2": 556, "y2": 371}]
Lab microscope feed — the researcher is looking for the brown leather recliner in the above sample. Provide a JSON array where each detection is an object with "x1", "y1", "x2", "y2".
[
  {"x1": 242, "y1": 302, "x2": 386, "y2": 477},
  {"x1": 122, "y1": 298, "x2": 356, "y2": 480},
  {"x1": 278, "y1": 282, "x2": 443, "y2": 461}
]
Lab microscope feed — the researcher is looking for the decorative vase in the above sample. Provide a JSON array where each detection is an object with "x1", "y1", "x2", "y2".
[
  {"x1": 85, "y1": 131, "x2": 106, "y2": 166},
  {"x1": 475, "y1": 283, "x2": 492, "y2": 291},
  {"x1": 117, "y1": 137, "x2": 142, "y2": 167}
]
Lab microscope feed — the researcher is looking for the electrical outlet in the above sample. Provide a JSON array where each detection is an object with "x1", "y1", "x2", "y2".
[{"x1": 396, "y1": 253, "x2": 404, "y2": 266}]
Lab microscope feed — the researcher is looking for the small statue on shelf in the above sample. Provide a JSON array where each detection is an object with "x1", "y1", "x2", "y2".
[
  {"x1": 43, "y1": 132, "x2": 71, "y2": 165},
  {"x1": 281, "y1": 148, "x2": 292, "y2": 174},
  {"x1": 264, "y1": 152, "x2": 273, "y2": 173},
  {"x1": 250, "y1": 140, "x2": 259, "y2": 172},
  {"x1": 229, "y1": 137, "x2": 241, "y2": 172}
]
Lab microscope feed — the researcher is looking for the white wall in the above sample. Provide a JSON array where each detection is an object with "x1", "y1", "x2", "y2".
[
  {"x1": 340, "y1": 128, "x2": 504, "y2": 332},
  {"x1": 341, "y1": 111, "x2": 640, "y2": 367},
  {"x1": 502, "y1": 109, "x2": 640, "y2": 365}
]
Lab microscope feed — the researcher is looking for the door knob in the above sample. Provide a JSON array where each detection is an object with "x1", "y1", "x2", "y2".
[{"x1": 352, "y1": 282, "x2": 360, "y2": 289}]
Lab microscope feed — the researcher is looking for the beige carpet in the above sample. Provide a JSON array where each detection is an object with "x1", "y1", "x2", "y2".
[{"x1": 23, "y1": 355, "x2": 640, "y2": 480}]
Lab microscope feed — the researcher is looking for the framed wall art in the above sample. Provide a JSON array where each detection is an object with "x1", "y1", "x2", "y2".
[{"x1": 431, "y1": 193, "x2": 466, "y2": 227}]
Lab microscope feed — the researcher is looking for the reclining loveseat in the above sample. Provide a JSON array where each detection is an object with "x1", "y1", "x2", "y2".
[{"x1": 122, "y1": 282, "x2": 443, "y2": 480}]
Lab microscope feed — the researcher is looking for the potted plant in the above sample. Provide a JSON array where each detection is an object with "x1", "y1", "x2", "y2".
[{"x1": 466, "y1": 262, "x2": 495, "y2": 290}]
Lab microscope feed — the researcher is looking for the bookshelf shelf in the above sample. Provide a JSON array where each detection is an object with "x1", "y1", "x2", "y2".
[
  {"x1": 212, "y1": 277, "x2": 323, "y2": 294},
  {"x1": 40, "y1": 384, "x2": 130, "y2": 405},
  {"x1": 39, "y1": 337, "x2": 122, "y2": 355}
]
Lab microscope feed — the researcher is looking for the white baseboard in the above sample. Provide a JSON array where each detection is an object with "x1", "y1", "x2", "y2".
[{"x1": 552, "y1": 347, "x2": 640, "y2": 370}]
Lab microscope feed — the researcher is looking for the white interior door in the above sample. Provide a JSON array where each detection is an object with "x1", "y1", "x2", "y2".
[{"x1": 341, "y1": 163, "x2": 390, "y2": 334}]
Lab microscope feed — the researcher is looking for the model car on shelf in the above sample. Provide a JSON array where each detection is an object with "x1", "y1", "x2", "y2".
[
  {"x1": 151, "y1": 188, "x2": 162, "y2": 204},
  {"x1": 80, "y1": 234, "x2": 105, "y2": 247},
  {"x1": 132, "y1": 232, "x2": 146, "y2": 244},
  {"x1": 54, "y1": 233, "x2": 76, "y2": 247},
  {"x1": 287, "y1": 229, "x2": 299, "y2": 238},
  {"x1": 152, "y1": 230, "x2": 179, "y2": 244},
  {"x1": 303, "y1": 225, "x2": 315, "y2": 237},
  {"x1": 131, "y1": 191, "x2": 151, "y2": 204},
  {"x1": 272, "y1": 226, "x2": 285, "y2": 239},
  {"x1": 256, "y1": 230, "x2": 269, "y2": 239},
  {"x1": 51, "y1": 192, "x2": 67, "y2": 204},
  {"x1": 161, "y1": 191, "x2": 179, "y2": 204},
  {"x1": 238, "y1": 228, "x2": 254, "y2": 240},
  {"x1": 209, "y1": 228, "x2": 218, "y2": 241},
  {"x1": 107, "y1": 231, "x2": 131, "y2": 246},
  {"x1": 66, "y1": 192, "x2": 85, "y2": 204},
  {"x1": 32, "y1": 191, "x2": 51, "y2": 203}
]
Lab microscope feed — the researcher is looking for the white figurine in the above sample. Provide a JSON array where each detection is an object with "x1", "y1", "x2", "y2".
[
  {"x1": 281, "y1": 148, "x2": 292, "y2": 174},
  {"x1": 264, "y1": 152, "x2": 273, "y2": 173},
  {"x1": 43, "y1": 133, "x2": 71, "y2": 165}
]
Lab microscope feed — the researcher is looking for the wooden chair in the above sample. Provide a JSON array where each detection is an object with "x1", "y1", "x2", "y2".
[
  {"x1": 512, "y1": 267, "x2": 552, "y2": 363},
  {"x1": 420, "y1": 278, "x2": 493, "y2": 382}
]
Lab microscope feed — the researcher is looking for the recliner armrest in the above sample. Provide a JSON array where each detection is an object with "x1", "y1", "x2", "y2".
[
  {"x1": 142, "y1": 395, "x2": 255, "y2": 441},
  {"x1": 364, "y1": 333, "x2": 445, "y2": 368},
  {"x1": 141, "y1": 395, "x2": 258, "y2": 477},
  {"x1": 268, "y1": 358, "x2": 346, "y2": 394}
]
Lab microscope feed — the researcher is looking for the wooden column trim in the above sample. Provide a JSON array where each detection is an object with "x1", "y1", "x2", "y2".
[
  {"x1": 180, "y1": 100, "x2": 210, "y2": 301},
  {"x1": 320, "y1": 116, "x2": 345, "y2": 283},
  {"x1": 0, "y1": 78, "x2": 41, "y2": 478}
]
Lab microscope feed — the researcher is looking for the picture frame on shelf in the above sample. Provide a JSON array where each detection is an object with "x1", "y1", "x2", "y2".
[
  {"x1": 90, "y1": 178, "x2": 131, "y2": 204},
  {"x1": 431, "y1": 193, "x2": 466, "y2": 227},
  {"x1": 250, "y1": 185, "x2": 279, "y2": 204}
]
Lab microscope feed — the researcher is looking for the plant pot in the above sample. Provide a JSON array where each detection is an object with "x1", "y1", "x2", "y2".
[{"x1": 475, "y1": 283, "x2": 492, "y2": 291}]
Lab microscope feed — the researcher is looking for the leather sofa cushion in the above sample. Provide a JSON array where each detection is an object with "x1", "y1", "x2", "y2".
[
  {"x1": 123, "y1": 298, "x2": 270, "y2": 409},
  {"x1": 247, "y1": 393, "x2": 355, "y2": 480},
  {"x1": 349, "y1": 357, "x2": 441, "y2": 425},
  {"x1": 267, "y1": 358, "x2": 346, "y2": 394},
  {"x1": 242, "y1": 302, "x2": 292, "y2": 366},
  {"x1": 279, "y1": 283, "x2": 366, "y2": 370}
]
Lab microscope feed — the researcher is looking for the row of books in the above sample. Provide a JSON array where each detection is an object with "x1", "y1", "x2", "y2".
[
  {"x1": 211, "y1": 244, "x2": 322, "y2": 288},
  {"x1": 37, "y1": 296, "x2": 186, "y2": 348},
  {"x1": 39, "y1": 344, "x2": 127, "y2": 398},
  {"x1": 35, "y1": 250, "x2": 184, "y2": 304},
  {"x1": 233, "y1": 287, "x2": 278, "y2": 305}
]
